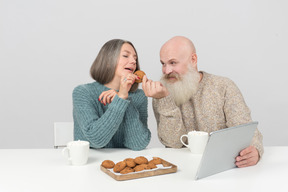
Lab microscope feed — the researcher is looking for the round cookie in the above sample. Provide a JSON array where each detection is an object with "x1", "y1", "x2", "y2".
[
  {"x1": 113, "y1": 161, "x2": 127, "y2": 173},
  {"x1": 134, "y1": 70, "x2": 146, "y2": 83},
  {"x1": 101, "y1": 160, "x2": 115, "y2": 169},
  {"x1": 150, "y1": 157, "x2": 162, "y2": 165},
  {"x1": 124, "y1": 158, "x2": 136, "y2": 168},
  {"x1": 147, "y1": 161, "x2": 157, "y2": 169},
  {"x1": 134, "y1": 164, "x2": 148, "y2": 172},
  {"x1": 120, "y1": 167, "x2": 135, "y2": 174},
  {"x1": 134, "y1": 156, "x2": 148, "y2": 165}
]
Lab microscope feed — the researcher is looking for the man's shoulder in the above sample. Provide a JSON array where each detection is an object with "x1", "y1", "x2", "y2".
[{"x1": 202, "y1": 71, "x2": 235, "y2": 86}]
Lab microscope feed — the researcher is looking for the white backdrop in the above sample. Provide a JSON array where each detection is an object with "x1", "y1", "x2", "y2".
[{"x1": 1, "y1": 0, "x2": 287, "y2": 148}]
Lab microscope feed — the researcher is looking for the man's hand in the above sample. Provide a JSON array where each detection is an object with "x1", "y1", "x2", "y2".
[
  {"x1": 235, "y1": 146, "x2": 260, "y2": 168},
  {"x1": 142, "y1": 75, "x2": 169, "y2": 99}
]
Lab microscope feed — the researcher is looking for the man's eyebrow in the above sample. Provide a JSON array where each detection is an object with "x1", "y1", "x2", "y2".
[
  {"x1": 161, "y1": 58, "x2": 176, "y2": 64},
  {"x1": 168, "y1": 58, "x2": 177, "y2": 62}
]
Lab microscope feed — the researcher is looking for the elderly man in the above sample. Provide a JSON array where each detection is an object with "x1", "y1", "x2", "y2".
[{"x1": 142, "y1": 36, "x2": 263, "y2": 168}]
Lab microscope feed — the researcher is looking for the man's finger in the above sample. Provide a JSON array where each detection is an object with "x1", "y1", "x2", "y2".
[
  {"x1": 142, "y1": 75, "x2": 148, "y2": 83},
  {"x1": 236, "y1": 156, "x2": 257, "y2": 168},
  {"x1": 236, "y1": 151, "x2": 253, "y2": 162},
  {"x1": 142, "y1": 75, "x2": 148, "y2": 92},
  {"x1": 236, "y1": 146, "x2": 259, "y2": 168},
  {"x1": 240, "y1": 146, "x2": 253, "y2": 156},
  {"x1": 145, "y1": 80, "x2": 152, "y2": 96}
]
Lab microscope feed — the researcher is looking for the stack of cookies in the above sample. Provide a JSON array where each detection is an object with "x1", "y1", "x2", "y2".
[{"x1": 101, "y1": 156, "x2": 162, "y2": 174}]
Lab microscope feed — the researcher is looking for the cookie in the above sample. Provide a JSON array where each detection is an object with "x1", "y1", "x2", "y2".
[
  {"x1": 134, "y1": 164, "x2": 148, "y2": 172},
  {"x1": 124, "y1": 158, "x2": 136, "y2": 168},
  {"x1": 150, "y1": 157, "x2": 162, "y2": 165},
  {"x1": 120, "y1": 167, "x2": 135, "y2": 174},
  {"x1": 113, "y1": 161, "x2": 127, "y2": 173},
  {"x1": 134, "y1": 156, "x2": 148, "y2": 165},
  {"x1": 134, "y1": 70, "x2": 146, "y2": 83},
  {"x1": 101, "y1": 160, "x2": 115, "y2": 169}
]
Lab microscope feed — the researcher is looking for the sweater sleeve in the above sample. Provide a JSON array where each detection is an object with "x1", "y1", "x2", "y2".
[
  {"x1": 152, "y1": 95, "x2": 186, "y2": 148},
  {"x1": 122, "y1": 91, "x2": 151, "y2": 151},
  {"x1": 73, "y1": 85, "x2": 129, "y2": 148},
  {"x1": 223, "y1": 79, "x2": 264, "y2": 158}
]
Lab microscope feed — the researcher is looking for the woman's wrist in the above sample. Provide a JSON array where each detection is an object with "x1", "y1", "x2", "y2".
[{"x1": 117, "y1": 92, "x2": 128, "y2": 100}]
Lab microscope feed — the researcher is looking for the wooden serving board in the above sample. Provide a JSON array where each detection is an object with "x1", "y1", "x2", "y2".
[{"x1": 100, "y1": 158, "x2": 177, "y2": 181}]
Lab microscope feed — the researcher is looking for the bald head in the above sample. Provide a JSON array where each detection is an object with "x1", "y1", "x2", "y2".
[
  {"x1": 160, "y1": 36, "x2": 196, "y2": 56},
  {"x1": 160, "y1": 36, "x2": 197, "y2": 67},
  {"x1": 160, "y1": 36, "x2": 198, "y2": 76}
]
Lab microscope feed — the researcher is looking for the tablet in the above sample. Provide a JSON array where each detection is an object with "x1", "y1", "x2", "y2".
[{"x1": 195, "y1": 121, "x2": 258, "y2": 180}]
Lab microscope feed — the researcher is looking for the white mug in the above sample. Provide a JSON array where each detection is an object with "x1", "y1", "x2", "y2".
[
  {"x1": 62, "y1": 140, "x2": 89, "y2": 166},
  {"x1": 180, "y1": 131, "x2": 208, "y2": 154}
]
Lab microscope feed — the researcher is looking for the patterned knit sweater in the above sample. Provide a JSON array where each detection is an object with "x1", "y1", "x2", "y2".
[
  {"x1": 153, "y1": 71, "x2": 263, "y2": 157},
  {"x1": 73, "y1": 82, "x2": 151, "y2": 151}
]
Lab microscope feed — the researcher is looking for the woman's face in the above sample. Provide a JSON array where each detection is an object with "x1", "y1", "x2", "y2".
[{"x1": 114, "y1": 43, "x2": 137, "y2": 78}]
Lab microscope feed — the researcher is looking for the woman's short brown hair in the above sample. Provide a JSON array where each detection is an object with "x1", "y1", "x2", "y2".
[{"x1": 90, "y1": 39, "x2": 140, "y2": 92}]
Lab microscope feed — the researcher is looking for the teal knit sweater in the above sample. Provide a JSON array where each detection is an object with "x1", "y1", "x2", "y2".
[{"x1": 72, "y1": 82, "x2": 151, "y2": 151}]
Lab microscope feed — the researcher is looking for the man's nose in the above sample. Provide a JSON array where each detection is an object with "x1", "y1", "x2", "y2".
[{"x1": 163, "y1": 65, "x2": 173, "y2": 74}]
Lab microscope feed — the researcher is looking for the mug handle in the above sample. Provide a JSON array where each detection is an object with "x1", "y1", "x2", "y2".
[
  {"x1": 62, "y1": 147, "x2": 72, "y2": 162},
  {"x1": 180, "y1": 135, "x2": 189, "y2": 147}
]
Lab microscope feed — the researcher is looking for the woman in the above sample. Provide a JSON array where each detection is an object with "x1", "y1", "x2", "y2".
[{"x1": 72, "y1": 39, "x2": 151, "y2": 150}]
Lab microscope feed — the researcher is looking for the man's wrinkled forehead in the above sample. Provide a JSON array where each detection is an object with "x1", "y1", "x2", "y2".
[
  {"x1": 160, "y1": 45, "x2": 188, "y2": 63},
  {"x1": 160, "y1": 47, "x2": 175, "y2": 61}
]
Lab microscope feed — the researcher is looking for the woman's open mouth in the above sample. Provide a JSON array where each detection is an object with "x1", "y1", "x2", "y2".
[{"x1": 125, "y1": 67, "x2": 134, "y2": 72}]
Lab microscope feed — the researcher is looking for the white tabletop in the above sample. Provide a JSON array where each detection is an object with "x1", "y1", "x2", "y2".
[{"x1": 0, "y1": 147, "x2": 287, "y2": 192}]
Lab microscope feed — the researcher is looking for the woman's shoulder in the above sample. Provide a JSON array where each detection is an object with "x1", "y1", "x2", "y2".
[{"x1": 73, "y1": 82, "x2": 103, "y2": 96}]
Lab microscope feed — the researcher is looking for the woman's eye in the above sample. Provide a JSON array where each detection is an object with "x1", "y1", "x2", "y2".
[{"x1": 123, "y1": 55, "x2": 128, "y2": 58}]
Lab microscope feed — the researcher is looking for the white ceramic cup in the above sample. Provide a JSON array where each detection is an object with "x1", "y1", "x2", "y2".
[
  {"x1": 62, "y1": 140, "x2": 89, "y2": 166},
  {"x1": 180, "y1": 131, "x2": 209, "y2": 154}
]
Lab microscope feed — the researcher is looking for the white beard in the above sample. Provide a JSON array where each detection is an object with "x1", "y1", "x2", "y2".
[{"x1": 160, "y1": 66, "x2": 200, "y2": 106}]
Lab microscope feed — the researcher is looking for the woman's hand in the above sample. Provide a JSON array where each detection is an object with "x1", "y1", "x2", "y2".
[
  {"x1": 98, "y1": 89, "x2": 118, "y2": 105},
  {"x1": 99, "y1": 74, "x2": 140, "y2": 104},
  {"x1": 118, "y1": 74, "x2": 139, "y2": 100}
]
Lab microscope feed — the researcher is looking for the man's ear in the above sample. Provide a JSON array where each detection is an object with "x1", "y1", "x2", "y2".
[{"x1": 191, "y1": 53, "x2": 197, "y2": 67}]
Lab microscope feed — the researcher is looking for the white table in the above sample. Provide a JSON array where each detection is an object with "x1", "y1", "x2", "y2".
[{"x1": 0, "y1": 147, "x2": 287, "y2": 192}]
